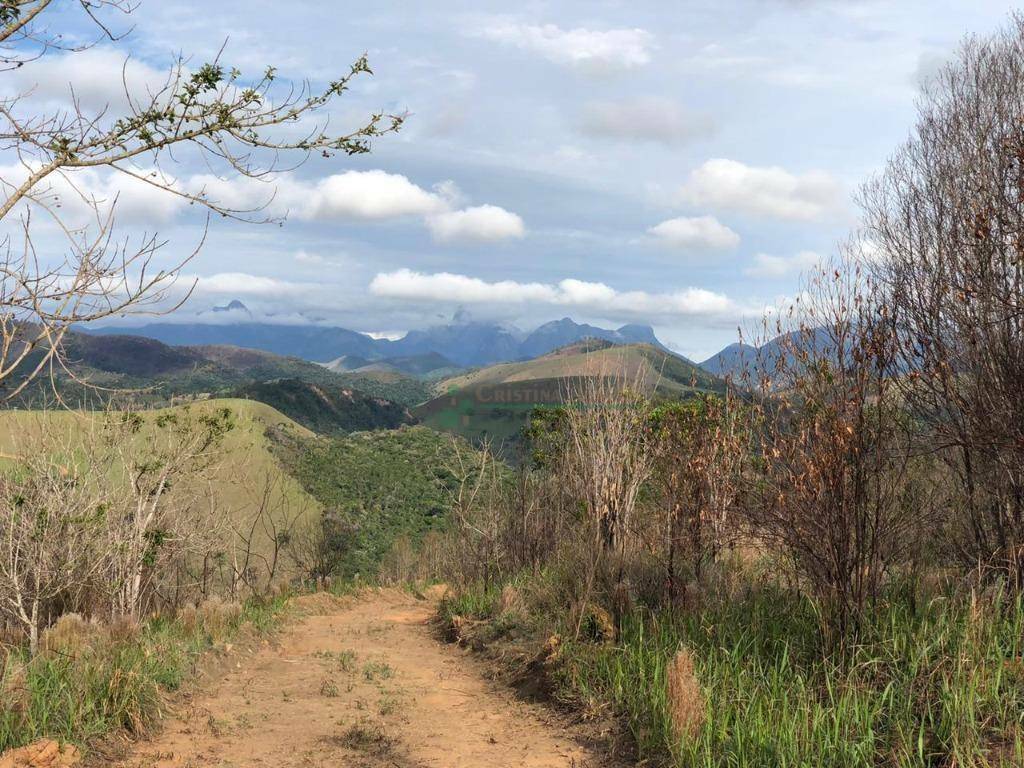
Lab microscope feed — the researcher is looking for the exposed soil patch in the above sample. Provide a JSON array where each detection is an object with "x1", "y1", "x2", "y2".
[{"x1": 110, "y1": 590, "x2": 609, "y2": 767}]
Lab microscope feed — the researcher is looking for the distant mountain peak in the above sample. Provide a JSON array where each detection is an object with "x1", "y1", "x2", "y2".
[{"x1": 212, "y1": 299, "x2": 251, "y2": 315}]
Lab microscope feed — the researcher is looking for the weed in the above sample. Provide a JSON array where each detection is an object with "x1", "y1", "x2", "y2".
[{"x1": 362, "y1": 661, "x2": 394, "y2": 682}]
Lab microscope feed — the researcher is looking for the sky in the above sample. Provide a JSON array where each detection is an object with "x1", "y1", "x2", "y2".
[{"x1": 9, "y1": 0, "x2": 1024, "y2": 360}]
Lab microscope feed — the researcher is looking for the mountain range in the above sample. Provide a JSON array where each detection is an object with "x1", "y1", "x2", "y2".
[{"x1": 84, "y1": 305, "x2": 676, "y2": 369}]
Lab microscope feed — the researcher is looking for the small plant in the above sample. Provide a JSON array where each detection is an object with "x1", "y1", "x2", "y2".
[
  {"x1": 338, "y1": 720, "x2": 392, "y2": 753},
  {"x1": 362, "y1": 661, "x2": 394, "y2": 682},
  {"x1": 378, "y1": 695, "x2": 400, "y2": 716}
]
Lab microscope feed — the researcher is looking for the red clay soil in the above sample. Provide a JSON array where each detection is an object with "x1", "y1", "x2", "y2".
[{"x1": 111, "y1": 590, "x2": 607, "y2": 768}]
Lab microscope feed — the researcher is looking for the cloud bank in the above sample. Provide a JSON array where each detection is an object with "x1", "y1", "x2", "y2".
[{"x1": 369, "y1": 268, "x2": 744, "y2": 320}]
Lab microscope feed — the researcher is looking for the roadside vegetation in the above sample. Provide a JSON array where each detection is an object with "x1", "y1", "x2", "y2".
[
  {"x1": 0, "y1": 0, "x2": 401, "y2": 758},
  {"x1": 424, "y1": 16, "x2": 1024, "y2": 768}
]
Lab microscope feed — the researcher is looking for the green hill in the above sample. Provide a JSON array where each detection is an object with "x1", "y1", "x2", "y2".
[
  {"x1": 230, "y1": 378, "x2": 415, "y2": 435},
  {"x1": 279, "y1": 425, "x2": 478, "y2": 578},
  {"x1": 418, "y1": 341, "x2": 725, "y2": 447},
  {"x1": 0, "y1": 399, "x2": 323, "y2": 586}
]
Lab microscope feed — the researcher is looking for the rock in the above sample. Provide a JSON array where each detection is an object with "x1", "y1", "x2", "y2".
[{"x1": 0, "y1": 739, "x2": 81, "y2": 768}]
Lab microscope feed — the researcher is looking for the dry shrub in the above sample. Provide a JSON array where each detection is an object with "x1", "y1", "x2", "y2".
[
  {"x1": 576, "y1": 603, "x2": 615, "y2": 644},
  {"x1": 104, "y1": 615, "x2": 140, "y2": 646},
  {"x1": 665, "y1": 647, "x2": 704, "y2": 742},
  {"x1": 198, "y1": 597, "x2": 242, "y2": 640},
  {"x1": 176, "y1": 604, "x2": 199, "y2": 634},
  {"x1": 41, "y1": 614, "x2": 94, "y2": 657},
  {"x1": 1, "y1": 654, "x2": 29, "y2": 721},
  {"x1": 498, "y1": 585, "x2": 524, "y2": 615}
]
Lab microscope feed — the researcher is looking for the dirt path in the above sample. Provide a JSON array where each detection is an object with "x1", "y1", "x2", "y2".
[{"x1": 114, "y1": 590, "x2": 603, "y2": 768}]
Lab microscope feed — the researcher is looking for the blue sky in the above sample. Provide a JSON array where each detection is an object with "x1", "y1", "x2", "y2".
[{"x1": 22, "y1": 0, "x2": 1024, "y2": 359}]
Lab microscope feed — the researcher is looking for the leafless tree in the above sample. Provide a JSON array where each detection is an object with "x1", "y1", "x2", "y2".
[
  {"x1": 101, "y1": 406, "x2": 235, "y2": 619},
  {"x1": 0, "y1": 1, "x2": 402, "y2": 400},
  {"x1": 0, "y1": 422, "x2": 107, "y2": 653},
  {"x1": 861, "y1": 14, "x2": 1024, "y2": 583},
  {"x1": 229, "y1": 470, "x2": 312, "y2": 598},
  {"x1": 746, "y1": 258, "x2": 923, "y2": 637},
  {"x1": 562, "y1": 371, "x2": 654, "y2": 555}
]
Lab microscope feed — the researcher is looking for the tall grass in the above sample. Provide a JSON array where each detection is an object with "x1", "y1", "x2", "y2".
[
  {"x1": 0, "y1": 595, "x2": 288, "y2": 754},
  {"x1": 557, "y1": 584, "x2": 1024, "y2": 767}
]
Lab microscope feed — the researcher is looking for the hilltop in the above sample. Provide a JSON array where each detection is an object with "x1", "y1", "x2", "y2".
[
  {"x1": 7, "y1": 330, "x2": 426, "y2": 416},
  {"x1": 417, "y1": 341, "x2": 724, "y2": 448}
]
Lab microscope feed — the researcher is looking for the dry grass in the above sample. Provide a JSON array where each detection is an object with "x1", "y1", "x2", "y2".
[
  {"x1": 176, "y1": 598, "x2": 242, "y2": 641},
  {"x1": 41, "y1": 615, "x2": 93, "y2": 658},
  {"x1": 665, "y1": 647, "x2": 704, "y2": 742}
]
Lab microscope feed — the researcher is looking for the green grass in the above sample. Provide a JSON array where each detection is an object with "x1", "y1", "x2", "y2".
[
  {"x1": 554, "y1": 585, "x2": 1024, "y2": 768},
  {"x1": 443, "y1": 571, "x2": 1024, "y2": 767},
  {"x1": 0, "y1": 595, "x2": 289, "y2": 754}
]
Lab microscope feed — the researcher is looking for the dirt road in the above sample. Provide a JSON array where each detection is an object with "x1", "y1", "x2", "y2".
[{"x1": 114, "y1": 590, "x2": 603, "y2": 768}]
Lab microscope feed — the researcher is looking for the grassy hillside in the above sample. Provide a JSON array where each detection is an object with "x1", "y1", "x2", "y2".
[
  {"x1": 229, "y1": 378, "x2": 415, "y2": 435},
  {"x1": 0, "y1": 399, "x2": 322, "y2": 582},
  {"x1": 418, "y1": 342, "x2": 725, "y2": 447},
  {"x1": 280, "y1": 426, "x2": 470, "y2": 579}
]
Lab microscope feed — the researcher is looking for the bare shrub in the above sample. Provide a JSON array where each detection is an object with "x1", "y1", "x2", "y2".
[
  {"x1": 41, "y1": 614, "x2": 93, "y2": 658},
  {"x1": 861, "y1": 14, "x2": 1024, "y2": 584},
  {"x1": 0, "y1": 405, "x2": 235, "y2": 651},
  {"x1": 439, "y1": 438, "x2": 507, "y2": 588},
  {"x1": 197, "y1": 597, "x2": 242, "y2": 640},
  {"x1": 562, "y1": 373, "x2": 654, "y2": 555},
  {"x1": 746, "y1": 259, "x2": 926, "y2": 636}
]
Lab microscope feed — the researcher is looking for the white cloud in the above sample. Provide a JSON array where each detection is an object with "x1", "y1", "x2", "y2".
[
  {"x1": 648, "y1": 216, "x2": 740, "y2": 251},
  {"x1": 1, "y1": 47, "x2": 171, "y2": 112},
  {"x1": 194, "y1": 272, "x2": 314, "y2": 297},
  {"x1": 304, "y1": 170, "x2": 447, "y2": 220},
  {"x1": 182, "y1": 171, "x2": 523, "y2": 244},
  {"x1": 426, "y1": 204, "x2": 525, "y2": 243},
  {"x1": 677, "y1": 159, "x2": 842, "y2": 221},
  {"x1": 369, "y1": 269, "x2": 741, "y2": 319},
  {"x1": 579, "y1": 97, "x2": 715, "y2": 145},
  {"x1": 0, "y1": 162, "x2": 186, "y2": 227},
  {"x1": 184, "y1": 170, "x2": 446, "y2": 221},
  {"x1": 476, "y1": 22, "x2": 654, "y2": 72},
  {"x1": 744, "y1": 250, "x2": 822, "y2": 278}
]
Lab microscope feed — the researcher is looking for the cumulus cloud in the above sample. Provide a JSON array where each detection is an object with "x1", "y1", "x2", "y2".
[
  {"x1": 744, "y1": 250, "x2": 822, "y2": 278},
  {"x1": 579, "y1": 97, "x2": 716, "y2": 145},
  {"x1": 476, "y1": 22, "x2": 654, "y2": 72},
  {"x1": 303, "y1": 170, "x2": 447, "y2": 220},
  {"x1": 677, "y1": 159, "x2": 842, "y2": 220},
  {"x1": 181, "y1": 171, "x2": 524, "y2": 242},
  {"x1": 426, "y1": 204, "x2": 525, "y2": 243},
  {"x1": 369, "y1": 269, "x2": 741, "y2": 320},
  {"x1": 0, "y1": 162, "x2": 187, "y2": 228},
  {"x1": 0, "y1": 47, "x2": 171, "y2": 112},
  {"x1": 648, "y1": 216, "x2": 740, "y2": 251}
]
